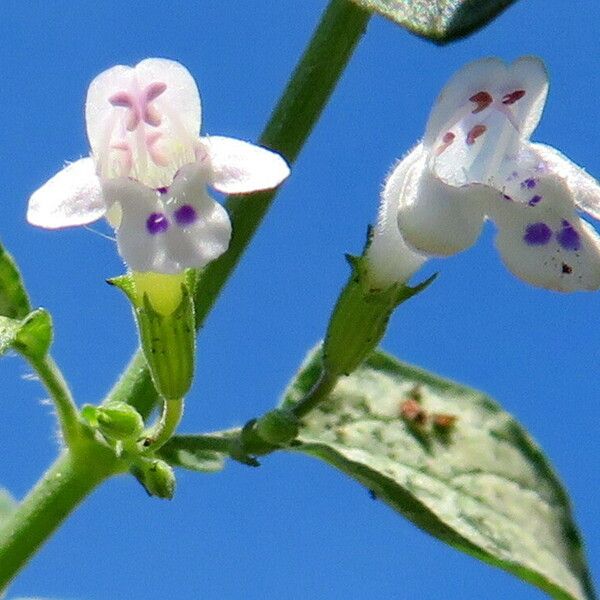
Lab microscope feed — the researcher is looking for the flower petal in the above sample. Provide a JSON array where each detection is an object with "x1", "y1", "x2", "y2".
[
  {"x1": 365, "y1": 146, "x2": 427, "y2": 287},
  {"x1": 27, "y1": 157, "x2": 106, "y2": 229},
  {"x1": 395, "y1": 145, "x2": 491, "y2": 256},
  {"x1": 424, "y1": 56, "x2": 548, "y2": 188},
  {"x1": 530, "y1": 143, "x2": 600, "y2": 221},
  {"x1": 86, "y1": 58, "x2": 200, "y2": 188},
  {"x1": 201, "y1": 136, "x2": 290, "y2": 194},
  {"x1": 489, "y1": 176, "x2": 600, "y2": 291},
  {"x1": 105, "y1": 163, "x2": 231, "y2": 274}
]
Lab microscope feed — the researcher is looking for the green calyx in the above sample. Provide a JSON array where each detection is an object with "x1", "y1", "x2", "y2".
[
  {"x1": 323, "y1": 254, "x2": 435, "y2": 377},
  {"x1": 109, "y1": 271, "x2": 196, "y2": 401}
]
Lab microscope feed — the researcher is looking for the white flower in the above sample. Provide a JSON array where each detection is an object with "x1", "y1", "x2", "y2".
[
  {"x1": 384, "y1": 56, "x2": 600, "y2": 291},
  {"x1": 27, "y1": 58, "x2": 290, "y2": 273}
]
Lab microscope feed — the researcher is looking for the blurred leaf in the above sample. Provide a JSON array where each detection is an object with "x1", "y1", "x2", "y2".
[
  {"x1": 349, "y1": 0, "x2": 517, "y2": 43},
  {"x1": 0, "y1": 488, "x2": 16, "y2": 524},
  {"x1": 0, "y1": 309, "x2": 52, "y2": 360},
  {"x1": 0, "y1": 242, "x2": 31, "y2": 319},
  {"x1": 282, "y1": 346, "x2": 596, "y2": 600},
  {"x1": 159, "y1": 436, "x2": 226, "y2": 473}
]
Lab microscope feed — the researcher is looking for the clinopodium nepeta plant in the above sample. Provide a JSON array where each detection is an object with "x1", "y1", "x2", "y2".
[{"x1": 0, "y1": 2, "x2": 598, "y2": 599}]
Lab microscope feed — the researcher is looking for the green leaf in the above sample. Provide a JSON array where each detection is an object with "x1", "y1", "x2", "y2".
[
  {"x1": 282, "y1": 346, "x2": 596, "y2": 600},
  {"x1": 0, "y1": 309, "x2": 52, "y2": 360},
  {"x1": 0, "y1": 242, "x2": 31, "y2": 320},
  {"x1": 0, "y1": 488, "x2": 16, "y2": 524},
  {"x1": 158, "y1": 437, "x2": 226, "y2": 473},
  {"x1": 349, "y1": 0, "x2": 518, "y2": 43}
]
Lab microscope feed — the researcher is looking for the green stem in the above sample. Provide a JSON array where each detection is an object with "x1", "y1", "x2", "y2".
[
  {"x1": 143, "y1": 398, "x2": 184, "y2": 451},
  {"x1": 291, "y1": 369, "x2": 339, "y2": 418},
  {"x1": 194, "y1": 0, "x2": 370, "y2": 326},
  {"x1": 0, "y1": 444, "x2": 121, "y2": 592},
  {"x1": 28, "y1": 354, "x2": 81, "y2": 447}
]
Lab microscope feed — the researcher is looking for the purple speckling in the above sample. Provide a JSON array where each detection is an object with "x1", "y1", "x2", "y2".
[
  {"x1": 523, "y1": 222, "x2": 552, "y2": 246},
  {"x1": 528, "y1": 195, "x2": 543, "y2": 206},
  {"x1": 521, "y1": 178, "x2": 537, "y2": 189},
  {"x1": 502, "y1": 193, "x2": 513, "y2": 201},
  {"x1": 146, "y1": 212, "x2": 169, "y2": 235},
  {"x1": 156, "y1": 187, "x2": 169, "y2": 195},
  {"x1": 174, "y1": 204, "x2": 197, "y2": 226},
  {"x1": 557, "y1": 221, "x2": 581, "y2": 251}
]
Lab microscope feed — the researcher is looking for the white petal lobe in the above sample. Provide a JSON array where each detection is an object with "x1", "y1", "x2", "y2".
[
  {"x1": 27, "y1": 158, "x2": 106, "y2": 229},
  {"x1": 202, "y1": 136, "x2": 290, "y2": 194}
]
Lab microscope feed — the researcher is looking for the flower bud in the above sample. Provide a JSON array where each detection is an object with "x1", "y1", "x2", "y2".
[
  {"x1": 130, "y1": 458, "x2": 176, "y2": 500},
  {"x1": 255, "y1": 409, "x2": 299, "y2": 445},
  {"x1": 82, "y1": 402, "x2": 144, "y2": 441}
]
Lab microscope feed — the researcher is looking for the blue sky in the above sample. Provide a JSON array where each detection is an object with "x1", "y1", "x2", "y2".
[{"x1": 0, "y1": 1, "x2": 598, "y2": 598}]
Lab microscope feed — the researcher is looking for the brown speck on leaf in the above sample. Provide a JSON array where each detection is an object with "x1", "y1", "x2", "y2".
[
  {"x1": 400, "y1": 399, "x2": 428, "y2": 426},
  {"x1": 432, "y1": 413, "x2": 458, "y2": 430}
]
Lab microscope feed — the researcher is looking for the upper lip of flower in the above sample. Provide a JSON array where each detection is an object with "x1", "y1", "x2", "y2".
[{"x1": 26, "y1": 58, "x2": 291, "y2": 274}]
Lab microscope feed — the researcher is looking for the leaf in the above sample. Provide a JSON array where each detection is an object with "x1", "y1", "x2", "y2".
[
  {"x1": 0, "y1": 309, "x2": 53, "y2": 360},
  {"x1": 0, "y1": 488, "x2": 16, "y2": 524},
  {"x1": 349, "y1": 0, "x2": 518, "y2": 43},
  {"x1": 158, "y1": 436, "x2": 226, "y2": 473},
  {"x1": 0, "y1": 241, "x2": 31, "y2": 319},
  {"x1": 282, "y1": 346, "x2": 596, "y2": 600}
]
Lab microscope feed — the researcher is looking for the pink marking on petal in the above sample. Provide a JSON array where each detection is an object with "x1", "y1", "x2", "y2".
[
  {"x1": 469, "y1": 91, "x2": 493, "y2": 114},
  {"x1": 145, "y1": 82, "x2": 167, "y2": 102},
  {"x1": 502, "y1": 90, "x2": 526, "y2": 105},
  {"x1": 146, "y1": 132, "x2": 168, "y2": 167},
  {"x1": 466, "y1": 124, "x2": 486, "y2": 145},
  {"x1": 435, "y1": 131, "x2": 455, "y2": 156},
  {"x1": 144, "y1": 105, "x2": 162, "y2": 127},
  {"x1": 109, "y1": 91, "x2": 134, "y2": 108}
]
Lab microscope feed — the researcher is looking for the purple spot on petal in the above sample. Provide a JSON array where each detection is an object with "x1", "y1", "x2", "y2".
[
  {"x1": 528, "y1": 195, "x2": 543, "y2": 206},
  {"x1": 146, "y1": 212, "x2": 169, "y2": 235},
  {"x1": 521, "y1": 178, "x2": 537, "y2": 189},
  {"x1": 174, "y1": 204, "x2": 197, "y2": 226},
  {"x1": 156, "y1": 187, "x2": 169, "y2": 195},
  {"x1": 502, "y1": 193, "x2": 513, "y2": 201},
  {"x1": 523, "y1": 222, "x2": 552, "y2": 246},
  {"x1": 557, "y1": 221, "x2": 581, "y2": 251}
]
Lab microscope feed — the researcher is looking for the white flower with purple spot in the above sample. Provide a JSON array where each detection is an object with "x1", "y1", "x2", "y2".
[
  {"x1": 382, "y1": 56, "x2": 600, "y2": 292},
  {"x1": 27, "y1": 58, "x2": 290, "y2": 274}
]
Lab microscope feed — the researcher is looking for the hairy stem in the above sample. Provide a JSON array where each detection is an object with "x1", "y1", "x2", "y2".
[
  {"x1": 28, "y1": 354, "x2": 81, "y2": 447},
  {"x1": 0, "y1": 443, "x2": 121, "y2": 592}
]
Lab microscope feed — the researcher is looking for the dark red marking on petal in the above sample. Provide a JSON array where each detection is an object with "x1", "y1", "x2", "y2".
[
  {"x1": 469, "y1": 91, "x2": 493, "y2": 113},
  {"x1": 466, "y1": 124, "x2": 487, "y2": 145},
  {"x1": 435, "y1": 131, "x2": 455, "y2": 156},
  {"x1": 562, "y1": 263, "x2": 573, "y2": 274},
  {"x1": 502, "y1": 90, "x2": 526, "y2": 105}
]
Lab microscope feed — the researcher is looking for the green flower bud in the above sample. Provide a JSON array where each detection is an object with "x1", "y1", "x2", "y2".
[
  {"x1": 89, "y1": 401, "x2": 144, "y2": 441},
  {"x1": 109, "y1": 271, "x2": 196, "y2": 400},
  {"x1": 255, "y1": 409, "x2": 299, "y2": 445},
  {"x1": 131, "y1": 458, "x2": 176, "y2": 500},
  {"x1": 324, "y1": 254, "x2": 435, "y2": 376}
]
